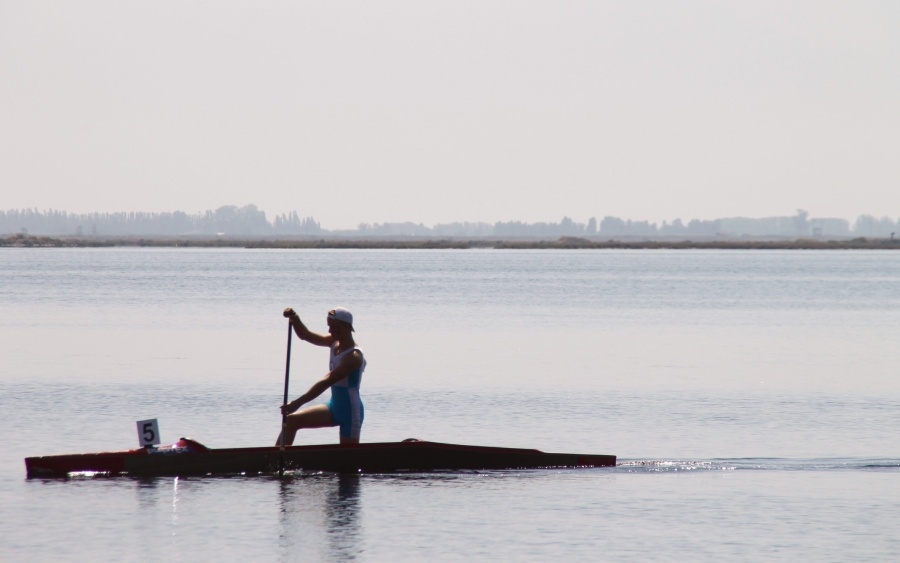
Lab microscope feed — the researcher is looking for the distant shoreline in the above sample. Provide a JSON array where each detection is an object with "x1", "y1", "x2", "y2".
[{"x1": 3, "y1": 234, "x2": 900, "y2": 250}]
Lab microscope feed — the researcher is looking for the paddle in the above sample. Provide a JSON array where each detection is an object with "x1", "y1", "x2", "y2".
[{"x1": 279, "y1": 318, "x2": 293, "y2": 477}]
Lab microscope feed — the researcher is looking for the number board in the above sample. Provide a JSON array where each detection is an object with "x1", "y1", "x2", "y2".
[{"x1": 137, "y1": 418, "x2": 161, "y2": 447}]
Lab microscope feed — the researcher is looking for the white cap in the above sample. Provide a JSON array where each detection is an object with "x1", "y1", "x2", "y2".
[{"x1": 327, "y1": 307, "x2": 354, "y2": 331}]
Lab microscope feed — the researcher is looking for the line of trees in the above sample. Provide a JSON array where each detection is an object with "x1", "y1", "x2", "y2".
[
  {"x1": 0, "y1": 205, "x2": 320, "y2": 236},
  {"x1": 1, "y1": 206, "x2": 897, "y2": 238}
]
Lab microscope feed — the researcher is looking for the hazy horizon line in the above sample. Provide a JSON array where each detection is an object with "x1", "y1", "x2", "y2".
[{"x1": 3, "y1": 205, "x2": 898, "y2": 228}]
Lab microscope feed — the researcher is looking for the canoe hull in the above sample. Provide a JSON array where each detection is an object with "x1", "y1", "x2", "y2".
[{"x1": 25, "y1": 440, "x2": 615, "y2": 478}]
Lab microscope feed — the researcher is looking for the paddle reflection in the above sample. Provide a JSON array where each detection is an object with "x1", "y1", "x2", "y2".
[{"x1": 278, "y1": 473, "x2": 362, "y2": 562}]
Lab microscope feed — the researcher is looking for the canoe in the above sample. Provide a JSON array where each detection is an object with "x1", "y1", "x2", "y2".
[{"x1": 25, "y1": 438, "x2": 615, "y2": 478}]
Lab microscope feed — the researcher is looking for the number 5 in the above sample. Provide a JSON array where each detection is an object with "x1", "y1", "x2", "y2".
[
  {"x1": 136, "y1": 418, "x2": 161, "y2": 447},
  {"x1": 142, "y1": 423, "x2": 155, "y2": 443}
]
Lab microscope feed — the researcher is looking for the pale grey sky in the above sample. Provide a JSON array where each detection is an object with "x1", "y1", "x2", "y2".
[{"x1": 1, "y1": 1, "x2": 898, "y2": 229}]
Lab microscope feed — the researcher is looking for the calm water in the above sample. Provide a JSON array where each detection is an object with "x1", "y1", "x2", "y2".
[{"x1": 2, "y1": 248, "x2": 899, "y2": 561}]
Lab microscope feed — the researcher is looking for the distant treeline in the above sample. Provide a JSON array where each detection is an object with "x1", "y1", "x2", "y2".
[
  {"x1": 2, "y1": 205, "x2": 898, "y2": 238},
  {"x1": 0, "y1": 206, "x2": 320, "y2": 236},
  {"x1": 5, "y1": 233, "x2": 900, "y2": 250}
]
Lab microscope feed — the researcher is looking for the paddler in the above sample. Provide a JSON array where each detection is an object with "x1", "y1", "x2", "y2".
[{"x1": 276, "y1": 307, "x2": 366, "y2": 446}]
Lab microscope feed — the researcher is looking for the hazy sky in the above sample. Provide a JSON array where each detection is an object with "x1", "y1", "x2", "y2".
[{"x1": 2, "y1": 1, "x2": 898, "y2": 229}]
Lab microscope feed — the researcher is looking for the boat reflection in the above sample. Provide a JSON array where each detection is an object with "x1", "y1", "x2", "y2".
[{"x1": 278, "y1": 473, "x2": 362, "y2": 561}]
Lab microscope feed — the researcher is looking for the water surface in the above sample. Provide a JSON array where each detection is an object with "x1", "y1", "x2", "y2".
[{"x1": 2, "y1": 248, "x2": 899, "y2": 561}]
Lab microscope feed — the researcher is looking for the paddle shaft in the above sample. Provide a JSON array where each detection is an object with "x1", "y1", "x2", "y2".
[{"x1": 279, "y1": 319, "x2": 293, "y2": 476}]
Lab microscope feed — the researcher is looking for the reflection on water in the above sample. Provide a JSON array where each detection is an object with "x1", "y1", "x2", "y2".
[
  {"x1": 129, "y1": 476, "x2": 182, "y2": 558},
  {"x1": 120, "y1": 473, "x2": 364, "y2": 561},
  {"x1": 278, "y1": 474, "x2": 362, "y2": 562},
  {"x1": 171, "y1": 477, "x2": 179, "y2": 533},
  {"x1": 134, "y1": 476, "x2": 162, "y2": 509}
]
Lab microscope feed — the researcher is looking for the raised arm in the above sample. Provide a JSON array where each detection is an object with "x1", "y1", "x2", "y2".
[{"x1": 283, "y1": 307, "x2": 333, "y2": 347}]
